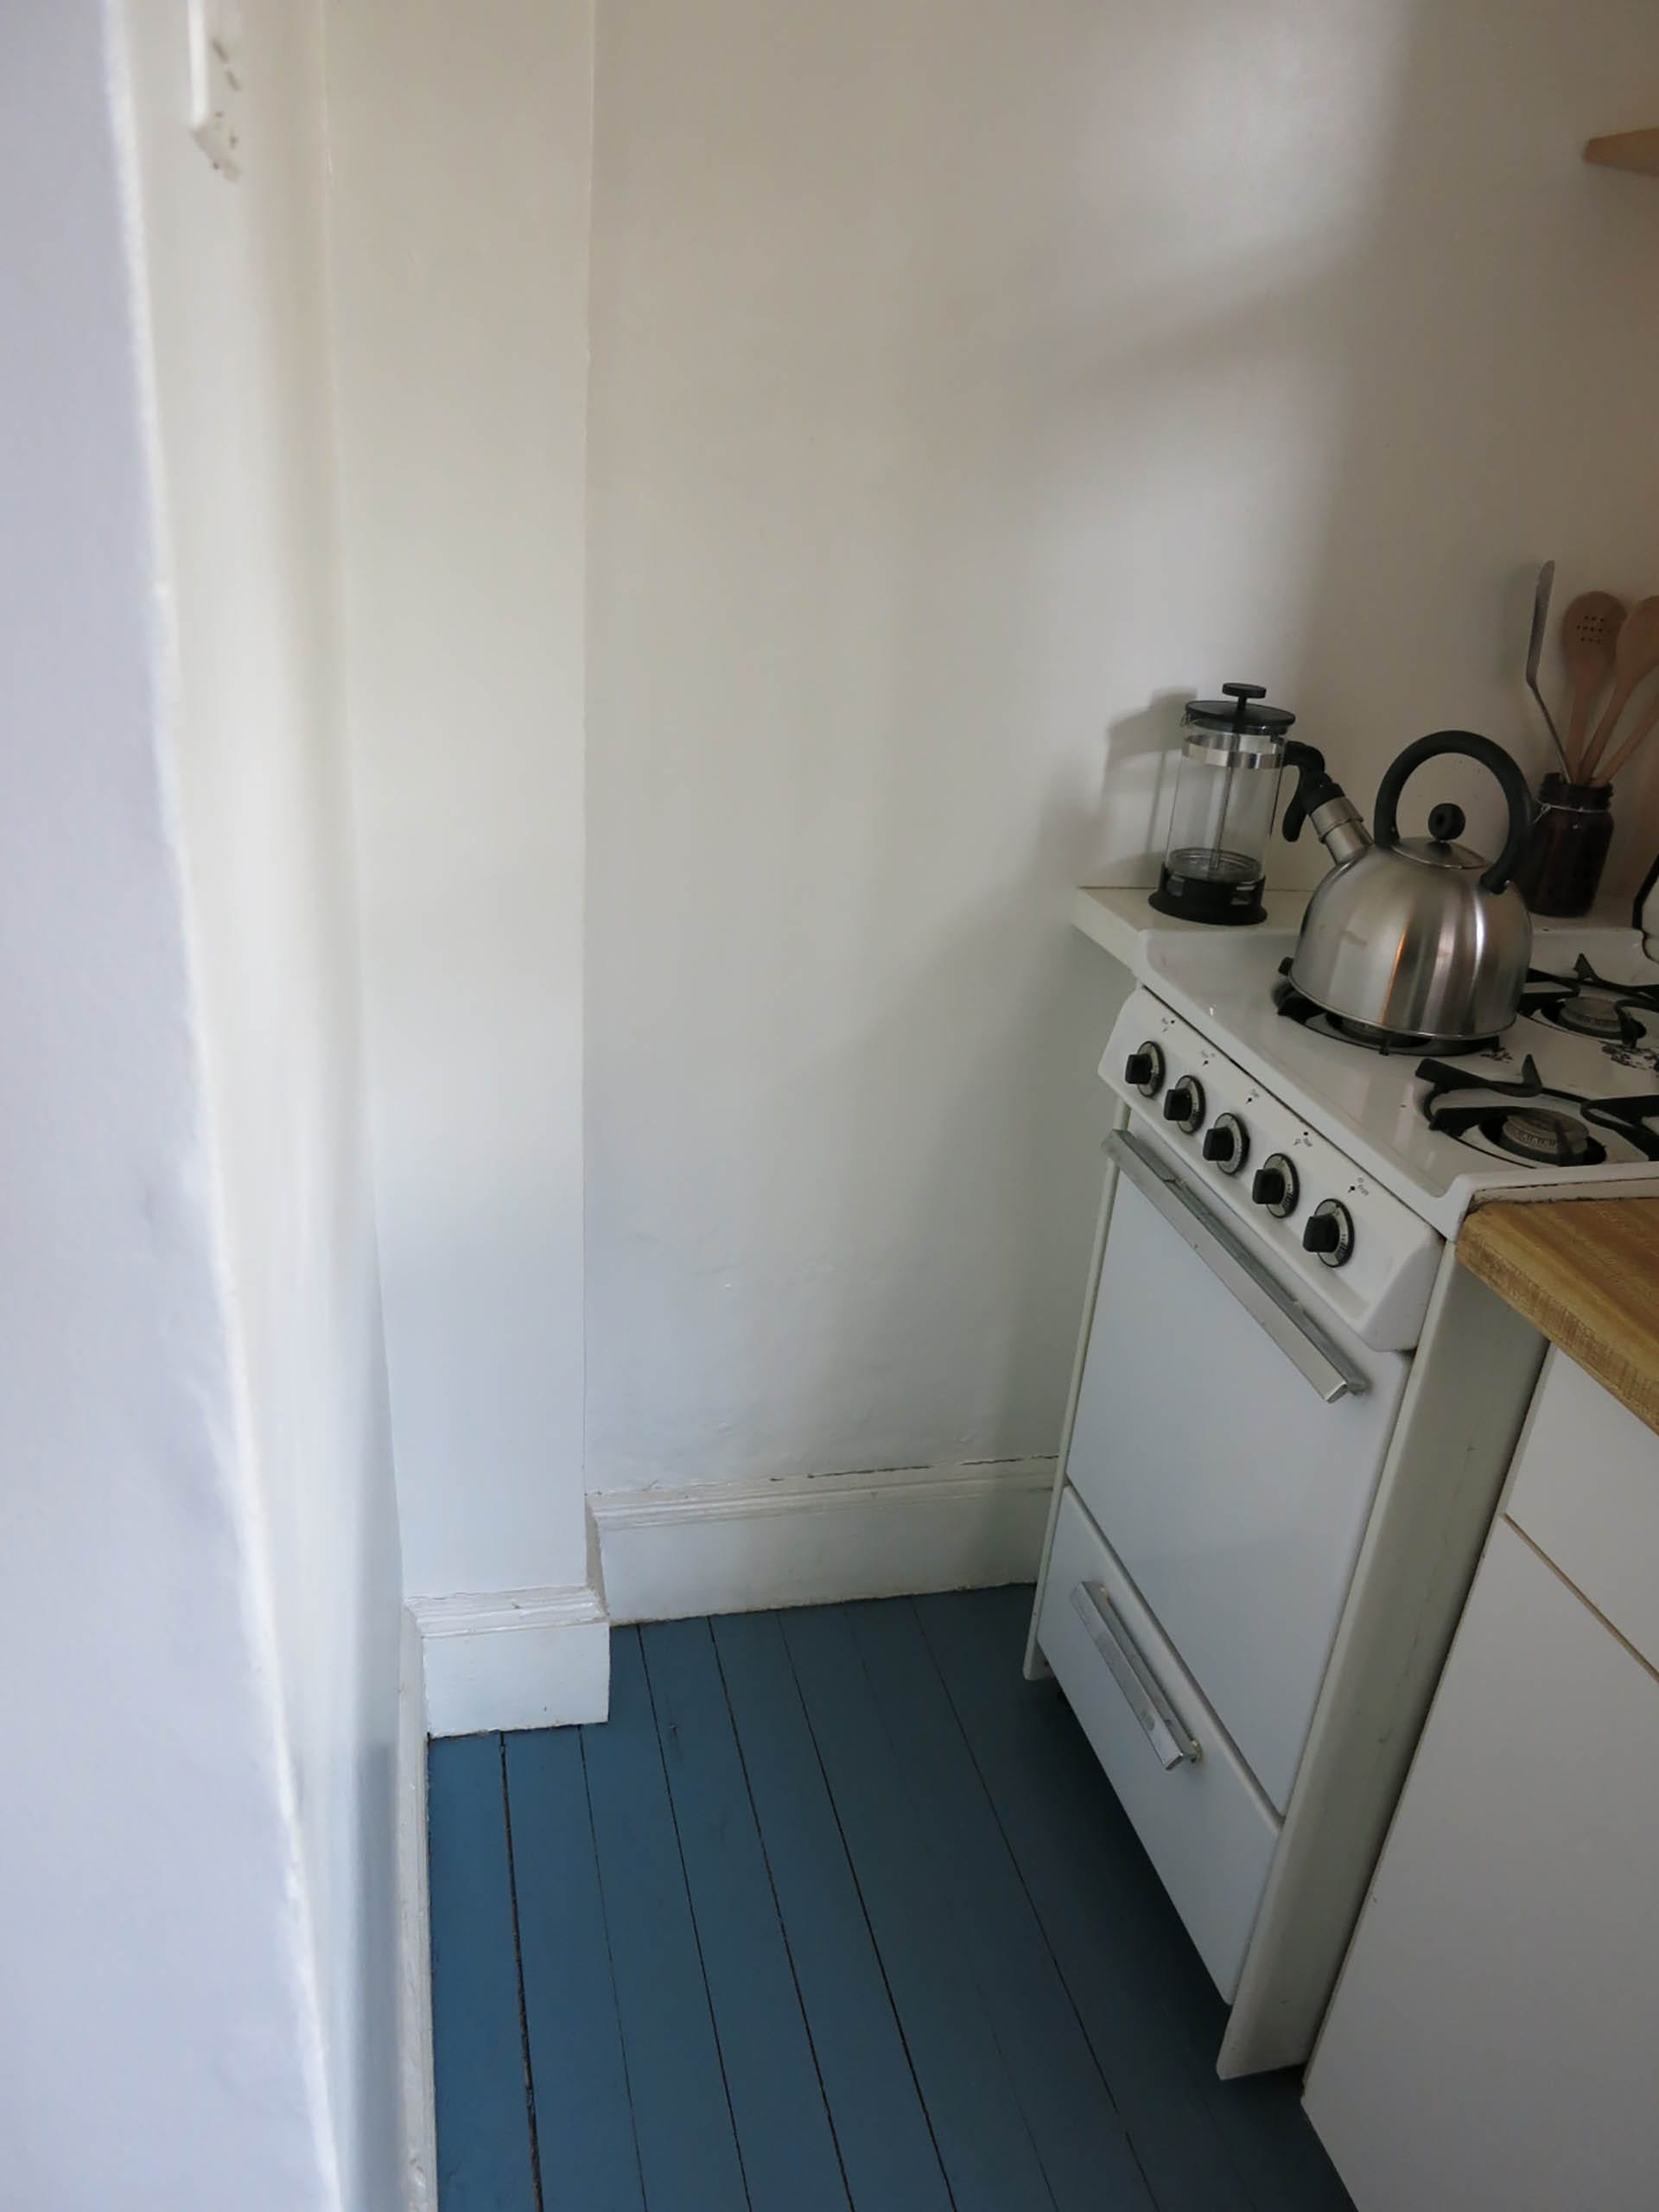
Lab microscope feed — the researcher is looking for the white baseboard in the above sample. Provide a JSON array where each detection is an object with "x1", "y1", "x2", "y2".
[
  {"x1": 407, "y1": 1464, "x2": 1047, "y2": 1739},
  {"x1": 396, "y1": 1607, "x2": 436, "y2": 2212},
  {"x1": 412, "y1": 1581, "x2": 610, "y2": 1738},
  {"x1": 590, "y1": 1457, "x2": 1052, "y2": 1625}
]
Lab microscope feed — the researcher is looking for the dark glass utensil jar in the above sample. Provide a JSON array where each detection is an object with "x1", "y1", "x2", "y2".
[{"x1": 1514, "y1": 773, "x2": 1613, "y2": 918}]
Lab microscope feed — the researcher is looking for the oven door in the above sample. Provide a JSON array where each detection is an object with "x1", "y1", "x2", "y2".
[{"x1": 1065, "y1": 1124, "x2": 1413, "y2": 1814}]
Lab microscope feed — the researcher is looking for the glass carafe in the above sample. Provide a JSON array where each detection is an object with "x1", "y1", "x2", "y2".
[{"x1": 1150, "y1": 683, "x2": 1297, "y2": 925}]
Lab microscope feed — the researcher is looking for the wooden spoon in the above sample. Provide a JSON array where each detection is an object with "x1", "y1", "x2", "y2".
[
  {"x1": 1560, "y1": 591, "x2": 1625, "y2": 773},
  {"x1": 1598, "y1": 688, "x2": 1659, "y2": 784},
  {"x1": 1581, "y1": 594, "x2": 1659, "y2": 779}
]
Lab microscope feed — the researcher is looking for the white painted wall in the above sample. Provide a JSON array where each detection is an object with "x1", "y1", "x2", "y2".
[
  {"x1": 326, "y1": 0, "x2": 594, "y2": 1601},
  {"x1": 317, "y1": 0, "x2": 1659, "y2": 1613},
  {"x1": 0, "y1": 5, "x2": 351, "y2": 2204},
  {"x1": 114, "y1": 3, "x2": 406, "y2": 2205},
  {"x1": 583, "y1": 0, "x2": 1659, "y2": 1498}
]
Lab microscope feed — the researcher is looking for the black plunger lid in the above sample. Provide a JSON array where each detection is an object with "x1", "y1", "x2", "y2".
[{"x1": 1183, "y1": 681, "x2": 1296, "y2": 737}]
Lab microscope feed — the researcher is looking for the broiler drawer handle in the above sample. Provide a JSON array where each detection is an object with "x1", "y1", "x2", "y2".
[{"x1": 1070, "y1": 1580, "x2": 1201, "y2": 1770}]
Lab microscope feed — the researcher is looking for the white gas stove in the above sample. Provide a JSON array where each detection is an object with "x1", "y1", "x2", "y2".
[
  {"x1": 1030, "y1": 899, "x2": 1653, "y2": 2084},
  {"x1": 1127, "y1": 915, "x2": 1659, "y2": 1236}
]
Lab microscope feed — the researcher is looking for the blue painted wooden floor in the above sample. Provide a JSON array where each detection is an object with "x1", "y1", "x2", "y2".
[{"x1": 427, "y1": 1586, "x2": 1353, "y2": 2212}]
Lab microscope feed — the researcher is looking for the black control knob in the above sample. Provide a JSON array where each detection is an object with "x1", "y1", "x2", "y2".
[
  {"x1": 1162, "y1": 1075, "x2": 1205, "y2": 1134},
  {"x1": 1251, "y1": 1154, "x2": 1300, "y2": 1217},
  {"x1": 1302, "y1": 1199, "x2": 1355, "y2": 1267},
  {"x1": 1200, "y1": 1113, "x2": 1249, "y2": 1174},
  {"x1": 1123, "y1": 1042, "x2": 1165, "y2": 1096}
]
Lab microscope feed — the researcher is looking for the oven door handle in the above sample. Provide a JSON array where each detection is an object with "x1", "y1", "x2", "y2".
[
  {"x1": 1070, "y1": 1580, "x2": 1200, "y2": 1769},
  {"x1": 1106, "y1": 1128, "x2": 1370, "y2": 1404}
]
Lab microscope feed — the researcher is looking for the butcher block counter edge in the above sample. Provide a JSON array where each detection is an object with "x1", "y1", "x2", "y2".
[{"x1": 1458, "y1": 1198, "x2": 1659, "y2": 1440}]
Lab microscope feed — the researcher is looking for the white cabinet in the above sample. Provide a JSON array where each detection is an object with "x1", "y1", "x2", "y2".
[
  {"x1": 1305, "y1": 1511, "x2": 1659, "y2": 2211},
  {"x1": 1505, "y1": 1346, "x2": 1659, "y2": 1668}
]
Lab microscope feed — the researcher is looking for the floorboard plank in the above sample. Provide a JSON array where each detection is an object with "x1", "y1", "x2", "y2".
[
  {"x1": 918, "y1": 1586, "x2": 1352, "y2": 2212},
  {"x1": 712, "y1": 1611, "x2": 955, "y2": 2212},
  {"x1": 504, "y1": 1728, "x2": 645, "y2": 2212},
  {"x1": 640, "y1": 1619, "x2": 849, "y2": 2212},
  {"x1": 582, "y1": 1627, "x2": 750, "y2": 2212},
  {"x1": 429, "y1": 1592, "x2": 1353, "y2": 2212},
  {"x1": 916, "y1": 1588, "x2": 1255, "y2": 2212},
  {"x1": 999, "y1": 1588, "x2": 1354, "y2": 2212},
  {"x1": 426, "y1": 1734, "x2": 539, "y2": 2212},
  {"x1": 849, "y1": 1597, "x2": 1154, "y2": 2211},
  {"x1": 782, "y1": 1603, "x2": 1058, "y2": 2212}
]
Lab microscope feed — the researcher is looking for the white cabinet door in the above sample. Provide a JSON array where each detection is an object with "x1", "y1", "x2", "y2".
[
  {"x1": 1506, "y1": 1346, "x2": 1659, "y2": 1671},
  {"x1": 1305, "y1": 1517, "x2": 1659, "y2": 2212}
]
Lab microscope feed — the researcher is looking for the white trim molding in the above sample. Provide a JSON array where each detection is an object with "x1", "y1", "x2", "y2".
[
  {"x1": 411, "y1": 1581, "x2": 610, "y2": 1738},
  {"x1": 396, "y1": 1609, "x2": 436, "y2": 2212},
  {"x1": 591, "y1": 1457, "x2": 1052, "y2": 1625},
  {"x1": 407, "y1": 1461, "x2": 1049, "y2": 1736}
]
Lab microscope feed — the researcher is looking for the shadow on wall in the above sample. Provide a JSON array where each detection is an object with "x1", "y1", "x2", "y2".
[
  {"x1": 1100, "y1": 693, "x2": 1193, "y2": 887},
  {"x1": 760, "y1": 849, "x2": 1129, "y2": 1483},
  {"x1": 1078, "y1": 1, "x2": 1659, "y2": 887},
  {"x1": 583, "y1": 0, "x2": 1659, "y2": 1496}
]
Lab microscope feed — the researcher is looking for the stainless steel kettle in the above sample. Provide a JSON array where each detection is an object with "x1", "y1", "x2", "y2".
[{"x1": 1281, "y1": 730, "x2": 1535, "y2": 1046}]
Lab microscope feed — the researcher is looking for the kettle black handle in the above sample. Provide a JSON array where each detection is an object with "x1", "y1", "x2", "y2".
[
  {"x1": 1373, "y1": 731, "x2": 1534, "y2": 893},
  {"x1": 1281, "y1": 740, "x2": 1346, "y2": 843}
]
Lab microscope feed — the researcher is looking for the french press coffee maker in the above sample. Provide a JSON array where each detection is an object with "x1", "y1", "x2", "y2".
[{"x1": 1149, "y1": 681, "x2": 1297, "y2": 925}]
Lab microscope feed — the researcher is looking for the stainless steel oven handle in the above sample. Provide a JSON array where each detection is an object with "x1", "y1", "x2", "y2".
[
  {"x1": 1106, "y1": 1128, "x2": 1370, "y2": 1404},
  {"x1": 1070, "y1": 1581, "x2": 1200, "y2": 1770}
]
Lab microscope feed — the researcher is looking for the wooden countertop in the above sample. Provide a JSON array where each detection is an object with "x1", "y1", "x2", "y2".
[{"x1": 1459, "y1": 1198, "x2": 1659, "y2": 1436}]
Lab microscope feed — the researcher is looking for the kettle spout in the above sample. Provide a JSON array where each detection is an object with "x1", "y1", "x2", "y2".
[
  {"x1": 1307, "y1": 792, "x2": 1370, "y2": 867},
  {"x1": 1282, "y1": 742, "x2": 1371, "y2": 868}
]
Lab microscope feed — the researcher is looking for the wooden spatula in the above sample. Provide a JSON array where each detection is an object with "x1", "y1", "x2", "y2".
[
  {"x1": 1525, "y1": 562, "x2": 1571, "y2": 771},
  {"x1": 1581, "y1": 594, "x2": 1659, "y2": 780},
  {"x1": 1560, "y1": 591, "x2": 1625, "y2": 774}
]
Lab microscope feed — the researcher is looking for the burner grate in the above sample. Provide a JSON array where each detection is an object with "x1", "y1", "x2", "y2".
[
  {"x1": 1519, "y1": 955, "x2": 1659, "y2": 1052},
  {"x1": 1273, "y1": 969, "x2": 1502, "y2": 1058},
  {"x1": 1415, "y1": 1052, "x2": 1659, "y2": 1166}
]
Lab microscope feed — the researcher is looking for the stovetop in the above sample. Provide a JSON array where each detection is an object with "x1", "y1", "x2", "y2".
[{"x1": 1131, "y1": 919, "x2": 1659, "y2": 1236}]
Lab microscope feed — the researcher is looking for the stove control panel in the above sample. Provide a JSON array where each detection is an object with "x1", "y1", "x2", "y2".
[{"x1": 1102, "y1": 989, "x2": 1441, "y2": 1351}]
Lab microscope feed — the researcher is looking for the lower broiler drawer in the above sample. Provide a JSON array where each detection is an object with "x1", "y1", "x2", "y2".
[{"x1": 1036, "y1": 1485, "x2": 1281, "y2": 1999}]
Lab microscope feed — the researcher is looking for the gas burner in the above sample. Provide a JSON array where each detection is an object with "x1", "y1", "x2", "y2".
[
  {"x1": 1274, "y1": 969, "x2": 1504, "y2": 1058},
  {"x1": 1519, "y1": 956, "x2": 1659, "y2": 1052},
  {"x1": 1415, "y1": 1053, "x2": 1659, "y2": 1166},
  {"x1": 1481, "y1": 1107, "x2": 1600, "y2": 1167}
]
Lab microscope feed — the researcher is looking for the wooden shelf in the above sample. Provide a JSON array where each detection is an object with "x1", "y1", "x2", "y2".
[{"x1": 1585, "y1": 129, "x2": 1659, "y2": 176}]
